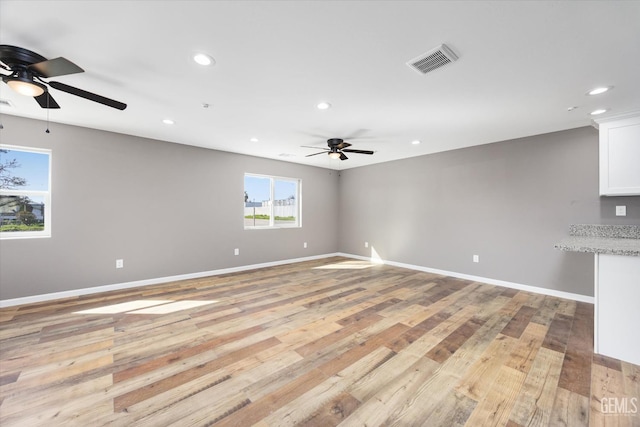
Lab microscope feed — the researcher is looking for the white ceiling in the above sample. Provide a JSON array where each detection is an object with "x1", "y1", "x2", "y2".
[{"x1": 1, "y1": 1, "x2": 639, "y2": 170}]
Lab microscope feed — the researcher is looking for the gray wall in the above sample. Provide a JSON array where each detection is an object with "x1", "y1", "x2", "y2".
[
  {"x1": 0, "y1": 115, "x2": 339, "y2": 300},
  {"x1": 338, "y1": 127, "x2": 640, "y2": 297},
  {"x1": 2, "y1": 117, "x2": 638, "y2": 301}
]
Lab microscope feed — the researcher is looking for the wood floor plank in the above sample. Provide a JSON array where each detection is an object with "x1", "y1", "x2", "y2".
[
  {"x1": 419, "y1": 389, "x2": 477, "y2": 427},
  {"x1": 215, "y1": 368, "x2": 329, "y2": 427},
  {"x1": 621, "y1": 362, "x2": 640, "y2": 411},
  {"x1": 508, "y1": 346, "x2": 564, "y2": 426},
  {"x1": 463, "y1": 365, "x2": 528, "y2": 426},
  {"x1": 170, "y1": 344, "x2": 305, "y2": 421},
  {"x1": 291, "y1": 391, "x2": 361, "y2": 427},
  {"x1": 557, "y1": 302, "x2": 594, "y2": 400},
  {"x1": 1, "y1": 350, "x2": 113, "y2": 394},
  {"x1": 504, "y1": 322, "x2": 548, "y2": 374},
  {"x1": 541, "y1": 312, "x2": 574, "y2": 353},
  {"x1": 339, "y1": 356, "x2": 441, "y2": 426},
  {"x1": 440, "y1": 296, "x2": 515, "y2": 378},
  {"x1": 549, "y1": 387, "x2": 590, "y2": 427},
  {"x1": 316, "y1": 322, "x2": 410, "y2": 377},
  {"x1": 294, "y1": 314, "x2": 383, "y2": 358},
  {"x1": 0, "y1": 375, "x2": 114, "y2": 426},
  {"x1": 501, "y1": 305, "x2": 538, "y2": 339},
  {"x1": 0, "y1": 257, "x2": 636, "y2": 427},
  {"x1": 347, "y1": 344, "x2": 424, "y2": 403},
  {"x1": 376, "y1": 352, "x2": 475, "y2": 425},
  {"x1": 425, "y1": 316, "x2": 486, "y2": 363},
  {"x1": 590, "y1": 363, "x2": 636, "y2": 427},
  {"x1": 387, "y1": 311, "x2": 451, "y2": 353},
  {"x1": 113, "y1": 336, "x2": 280, "y2": 412},
  {"x1": 456, "y1": 333, "x2": 518, "y2": 401},
  {"x1": 260, "y1": 346, "x2": 393, "y2": 426}
]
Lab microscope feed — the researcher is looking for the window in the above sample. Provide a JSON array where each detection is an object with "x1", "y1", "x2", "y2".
[
  {"x1": 244, "y1": 173, "x2": 301, "y2": 229},
  {"x1": 0, "y1": 145, "x2": 51, "y2": 239}
]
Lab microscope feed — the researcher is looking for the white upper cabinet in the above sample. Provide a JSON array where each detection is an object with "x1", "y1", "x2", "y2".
[{"x1": 597, "y1": 112, "x2": 640, "y2": 196}]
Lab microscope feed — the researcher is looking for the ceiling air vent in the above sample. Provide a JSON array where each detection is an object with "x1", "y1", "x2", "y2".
[
  {"x1": 0, "y1": 99, "x2": 13, "y2": 108},
  {"x1": 407, "y1": 44, "x2": 458, "y2": 75}
]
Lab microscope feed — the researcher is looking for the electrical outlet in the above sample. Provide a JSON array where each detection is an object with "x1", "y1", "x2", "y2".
[
  {"x1": 234, "y1": 248, "x2": 239, "y2": 256},
  {"x1": 116, "y1": 259, "x2": 124, "y2": 269},
  {"x1": 473, "y1": 255, "x2": 479, "y2": 263},
  {"x1": 616, "y1": 205, "x2": 627, "y2": 216},
  {"x1": 364, "y1": 241, "x2": 369, "y2": 248},
  {"x1": 303, "y1": 242, "x2": 307, "y2": 248}
]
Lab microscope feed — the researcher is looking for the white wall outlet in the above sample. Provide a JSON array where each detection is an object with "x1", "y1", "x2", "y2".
[
  {"x1": 616, "y1": 205, "x2": 627, "y2": 216},
  {"x1": 473, "y1": 255, "x2": 479, "y2": 263},
  {"x1": 234, "y1": 248, "x2": 239, "y2": 256},
  {"x1": 365, "y1": 241, "x2": 369, "y2": 248},
  {"x1": 303, "y1": 242, "x2": 307, "y2": 248},
  {"x1": 116, "y1": 259, "x2": 124, "y2": 269}
]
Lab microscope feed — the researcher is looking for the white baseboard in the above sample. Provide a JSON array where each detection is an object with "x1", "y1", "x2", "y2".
[
  {"x1": 337, "y1": 252, "x2": 594, "y2": 304},
  {"x1": 0, "y1": 251, "x2": 593, "y2": 308},
  {"x1": 0, "y1": 253, "x2": 341, "y2": 308}
]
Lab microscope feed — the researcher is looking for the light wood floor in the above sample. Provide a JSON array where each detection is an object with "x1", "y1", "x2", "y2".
[{"x1": 1, "y1": 257, "x2": 638, "y2": 426}]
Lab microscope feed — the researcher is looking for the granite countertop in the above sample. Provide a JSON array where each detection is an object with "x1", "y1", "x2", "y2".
[{"x1": 555, "y1": 224, "x2": 640, "y2": 257}]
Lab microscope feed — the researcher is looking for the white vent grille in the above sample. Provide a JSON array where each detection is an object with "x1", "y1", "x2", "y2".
[{"x1": 407, "y1": 44, "x2": 458, "y2": 75}]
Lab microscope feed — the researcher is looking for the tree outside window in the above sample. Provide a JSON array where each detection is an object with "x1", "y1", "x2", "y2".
[{"x1": 0, "y1": 146, "x2": 51, "y2": 238}]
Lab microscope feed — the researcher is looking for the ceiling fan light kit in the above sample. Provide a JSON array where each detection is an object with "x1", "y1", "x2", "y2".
[{"x1": 6, "y1": 74, "x2": 45, "y2": 96}]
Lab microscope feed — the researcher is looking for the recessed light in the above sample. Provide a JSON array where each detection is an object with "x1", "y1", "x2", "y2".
[
  {"x1": 411, "y1": 140, "x2": 421, "y2": 145},
  {"x1": 316, "y1": 102, "x2": 331, "y2": 110},
  {"x1": 590, "y1": 109, "x2": 608, "y2": 116},
  {"x1": 587, "y1": 86, "x2": 613, "y2": 96},
  {"x1": 250, "y1": 138, "x2": 259, "y2": 142},
  {"x1": 193, "y1": 53, "x2": 214, "y2": 66},
  {"x1": 162, "y1": 119, "x2": 175, "y2": 125}
]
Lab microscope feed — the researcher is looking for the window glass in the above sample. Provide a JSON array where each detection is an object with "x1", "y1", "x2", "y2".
[
  {"x1": 274, "y1": 179, "x2": 298, "y2": 226},
  {"x1": 244, "y1": 174, "x2": 300, "y2": 229},
  {"x1": 0, "y1": 146, "x2": 51, "y2": 238}
]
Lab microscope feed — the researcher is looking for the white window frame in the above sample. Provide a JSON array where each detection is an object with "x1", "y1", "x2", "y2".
[
  {"x1": 0, "y1": 145, "x2": 52, "y2": 239},
  {"x1": 244, "y1": 173, "x2": 301, "y2": 229}
]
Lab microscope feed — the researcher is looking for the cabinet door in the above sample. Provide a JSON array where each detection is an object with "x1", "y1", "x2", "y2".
[
  {"x1": 596, "y1": 254, "x2": 640, "y2": 365},
  {"x1": 599, "y1": 114, "x2": 640, "y2": 196}
]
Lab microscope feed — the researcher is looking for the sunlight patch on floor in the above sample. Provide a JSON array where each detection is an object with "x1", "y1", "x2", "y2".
[
  {"x1": 74, "y1": 300, "x2": 217, "y2": 315},
  {"x1": 129, "y1": 300, "x2": 216, "y2": 314},
  {"x1": 314, "y1": 260, "x2": 376, "y2": 270}
]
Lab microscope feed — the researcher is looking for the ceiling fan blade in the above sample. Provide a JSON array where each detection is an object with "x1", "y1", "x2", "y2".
[
  {"x1": 301, "y1": 145, "x2": 329, "y2": 150},
  {"x1": 344, "y1": 129, "x2": 374, "y2": 140},
  {"x1": 336, "y1": 141, "x2": 352, "y2": 150},
  {"x1": 28, "y1": 57, "x2": 84, "y2": 78},
  {"x1": 340, "y1": 152, "x2": 348, "y2": 161},
  {"x1": 303, "y1": 133, "x2": 330, "y2": 139},
  {"x1": 342, "y1": 149, "x2": 374, "y2": 155},
  {"x1": 305, "y1": 151, "x2": 327, "y2": 157},
  {"x1": 0, "y1": 60, "x2": 11, "y2": 75},
  {"x1": 34, "y1": 91, "x2": 60, "y2": 109},
  {"x1": 48, "y1": 80, "x2": 127, "y2": 110}
]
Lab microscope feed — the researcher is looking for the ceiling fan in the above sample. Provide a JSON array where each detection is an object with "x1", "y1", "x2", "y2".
[
  {"x1": 0, "y1": 45, "x2": 126, "y2": 110},
  {"x1": 303, "y1": 138, "x2": 374, "y2": 161}
]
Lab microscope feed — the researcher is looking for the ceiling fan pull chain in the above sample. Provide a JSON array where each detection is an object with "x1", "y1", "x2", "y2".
[{"x1": 45, "y1": 90, "x2": 50, "y2": 133}]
